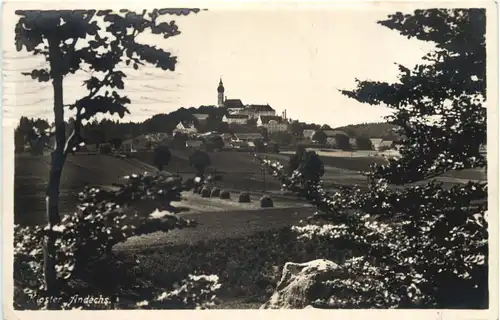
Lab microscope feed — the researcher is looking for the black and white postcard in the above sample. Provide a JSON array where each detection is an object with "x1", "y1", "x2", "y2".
[{"x1": 1, "y1": 1, "x2": 498, "y2": 319}]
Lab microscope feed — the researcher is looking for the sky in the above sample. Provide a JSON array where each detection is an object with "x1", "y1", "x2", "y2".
[{"x1": 2, "y1": 4, "x2": 436, "y2": 128}]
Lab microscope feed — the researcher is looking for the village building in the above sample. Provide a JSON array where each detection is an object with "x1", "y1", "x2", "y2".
[
  {"x1": 369, "y1": 138, "x2": 384, "y2": 150},
  {"x1": 257, "y1": 115, "x2": 289, "y2": 133},
  {"x1": 232, "y1": 132, "x2": 264, "y2": 142},
  {"x1": 234, "y1": 104, "x2": 276, "y2": 119},
  {"x1": 185, "y1": 140, "x2": 204, "y2": 149},
  {"x1": 216, "y1": 78, "x2": 284, "y2": 122},
  {"x1": 302, "y1": 129, "x2": 316, "y2": 140},
  {"x1": 174, "y1": 121, "x2": 198, "y2": 134},
  {"x1": 222, "y1": 114, "x2": 248, "y2": 125},
  {"x1": 192, "y1": 113, "x2": 210, "y2": 123},
  {"x1": 349, "y1": 137, "x2": 357, "y2": 148},
  {"x1": 322, "y1": 130, "x2": 349, "y2": 145}
]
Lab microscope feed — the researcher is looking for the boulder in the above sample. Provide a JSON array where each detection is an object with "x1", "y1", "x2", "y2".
[{"x1": 260, "y1": 259, "x2": 338, "y2": 309}]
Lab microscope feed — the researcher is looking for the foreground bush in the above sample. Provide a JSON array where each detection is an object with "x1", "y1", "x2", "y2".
[
  {"x1": 219, "y1": 190, "x2": 230, "y2": 199},
  {"x1": 257, "y1": 9, "x2": 488, "y2": 309},
  {"x1": 210, "y1": 188, "x2": 221, "y2": 198},
  {"x1": 260, "y1": 196, "x2": 274, "y2": 208},
  {"x1": 238, "y1": 192, "x2": 251, "y2": 203},
  {"x1": 14, "y1": 173, "x2": 221, "y2": 310}
]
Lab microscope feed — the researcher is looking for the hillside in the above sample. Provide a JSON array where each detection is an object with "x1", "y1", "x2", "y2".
[
  {"x1": 15, "y1": 154, "x2": 158, "y2": 225},
  {"x1": 333, "y1": 122, "x2": 401, "y2": 139}
]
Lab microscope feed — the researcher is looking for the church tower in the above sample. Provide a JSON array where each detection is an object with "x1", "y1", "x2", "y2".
[{"x1": 217, "y1": 78, "x2": 225, "y2": 108}]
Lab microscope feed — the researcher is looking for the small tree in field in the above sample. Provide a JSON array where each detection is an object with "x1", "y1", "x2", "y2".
[
  {"x1": 334, "y1": 133, "x2": 351, "y2": 150},
  {"x1": 355, "y1": 136, "x2": 373, "y2": 150},
  {"x1": 189, "y1": 150, "x2": 211, "y2": 178},
  {"x1": 311, "y1": 130, "x2": 327, "y2": 144},
  {"x1": 154, "y1": 145, "x2": 171, "y2": 171},
  {"x1": 13, "y1": 8, "x2": 222, "y2": 309},
  {"x1": 260, "y1": 8, "x2": 487, "y2": 309}
]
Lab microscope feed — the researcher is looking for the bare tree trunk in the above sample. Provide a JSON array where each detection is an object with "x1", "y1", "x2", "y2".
[{"x1": 43, "y1": 37, "x2": 66, "y2": 309}]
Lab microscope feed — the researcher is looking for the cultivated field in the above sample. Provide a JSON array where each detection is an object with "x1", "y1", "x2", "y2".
[
  {"x1": 14, "y1": 153, "x2": 308, "y2": 226},
  {"x1": 16, "y1": 149, "x2": 486, "y2": 226}
]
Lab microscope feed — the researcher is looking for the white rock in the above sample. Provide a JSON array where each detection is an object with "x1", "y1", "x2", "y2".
[{"x1": 260, "y1": 259, "x2": 338, "y2": 309}]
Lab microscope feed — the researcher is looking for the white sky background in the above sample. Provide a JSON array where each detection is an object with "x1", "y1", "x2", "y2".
[{"x1": 2, "y1": 6, "x2": 436, "y2": 128}]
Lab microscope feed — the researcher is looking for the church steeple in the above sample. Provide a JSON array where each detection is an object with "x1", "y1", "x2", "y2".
[{"x1": 217, "y1": 77, "x2": 225, "y2": 107}]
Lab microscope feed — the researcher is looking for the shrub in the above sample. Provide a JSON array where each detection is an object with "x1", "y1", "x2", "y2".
[
  {"x1": 14, "y1": 173, "x2": 221, "y2": 309},
  {"x1": 219, "y1": 190, "x2": 230, "y2": 199},
  {"x1": 189, "y1": 150, "x2": 211, "y2": 178},
  {"x1": 210, "y1": 188, "x2": 220, "y2": 198},
  {"x1": 257, "y1": 8, "x2": 488, "y2": 309},
  {"x1": 153, "y1": 145, "x2": 171, "y2": 171},
  {"x1": 260, "y1": 196, "x2": 274, "y2": 208},
  {"x1": 238, "y1": 192, "x2": 251, "y2": 203},
  {"x1": 200, "y1": 187, "x2": 211, "y2": 198}
]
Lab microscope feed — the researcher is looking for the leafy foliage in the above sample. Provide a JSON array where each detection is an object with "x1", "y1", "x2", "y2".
[
  {"x1": 355, "y1": 136, "x2": 374, "y2": 150},
  {"x1": 14, "y1": 172, "x2": 222, "y2": 309},
  {"x1": 333, "y1": 122, "x2": 401, "y2": 140},
  {"x1": 334, "y1": 134, "x2": 351, "y2": 151},
  {"x1": 258, "y1": 8, "x2": 488, "y2": 309},
  {"x1": 311, "y1": 130, "x2": 327, "y2": 144}
]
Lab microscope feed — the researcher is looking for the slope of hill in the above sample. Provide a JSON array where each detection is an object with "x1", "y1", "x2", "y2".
[
  {"x1": 333, "y1": 122, "x2": 400, "y2": 139},
  {"x1": 15, "y1": 154, "x2": 157, "y2": 225}
]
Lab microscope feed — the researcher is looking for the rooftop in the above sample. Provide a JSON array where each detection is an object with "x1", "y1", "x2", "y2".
[
  {"x1": 259, "y1": 115, "x2": 286, "y2": 124},
  {"x1": 247, "y1": 104, "x2": 274, "y2": 112},
  {"x1": 225, "y1": 114, "x2": 248, "y2": 119},
  {"x1": 323, "y1": 130, "x2": 349, "y2": 137},
  {"x1": 224, "y1": 99, "x2": 245, "y2": 109}
]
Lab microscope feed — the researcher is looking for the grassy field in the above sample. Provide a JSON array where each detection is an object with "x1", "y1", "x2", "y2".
[
  {"x1": 14, "y1": 153, "x2": 306, "y2": 226},
  {"x1": 14, "y1": 150, "x2": 488, "y2": 309},
  {"x1": 15, "y1": 149, "x2": 486, "y2": 225},
  {"x1": 114, "y1": 224, "x2": 351, "y2": 309}
]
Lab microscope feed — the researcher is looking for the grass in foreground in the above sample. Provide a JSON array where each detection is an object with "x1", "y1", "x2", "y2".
[{"x1": 114, "y1": 227, "x2": 357, "y2": 308}]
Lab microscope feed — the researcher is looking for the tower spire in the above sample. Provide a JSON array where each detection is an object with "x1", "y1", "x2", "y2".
[{"x1": 217, "y1": 77, "x2": 225, "y2": 107}]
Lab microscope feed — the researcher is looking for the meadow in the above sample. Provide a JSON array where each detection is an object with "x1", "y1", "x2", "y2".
[{"x1": 14, "y1": 149, "x2": 488, "y2": 308}]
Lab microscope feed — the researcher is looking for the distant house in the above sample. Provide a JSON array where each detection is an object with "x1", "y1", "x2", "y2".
[
  {"x1": 323, "y1": 130, "x2": 349, "y2": 144},
  {"x1": 222, "y1": 114, "x2": 248, "y2": 125},
  {"x1": 174, "y1": 121, "x2": 197, "y2": 134},
  {"x1": 257, "y1": 115, "x2": 288, "y2": 133},
  {"x1": 224, "y1": 99, "x2": 246, "y2": 114},
  {"x1": 349, "y1": 137, "x2": 357, "y2": 148},
  {"x1": 378, "y1": 140, "x2": 394, "y2": 150},
  {"x1": 234, "y1": 104, "x2": 276, "y2": 119},
  {"x1": 120, "y1": 135, "x2": 152, "y2": 153},
  {"x1": 185, "y1": 140, "x2": 204, "y2": 149},
  {"x1": 143, "y1": 132, "x2": 169, "y2": 145},
  {"x1": 233, "y1": 132, "x2": 263, "y2": 142},
  {"x1": 369, "y1": 138, "x2": 384, "y2": 150},
  {"x1": 302, "y1": 129, "x2": 315, "y2": 140},
  {"x1": 192, "y1": 113, "x2": 210, "y2": 123}
]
